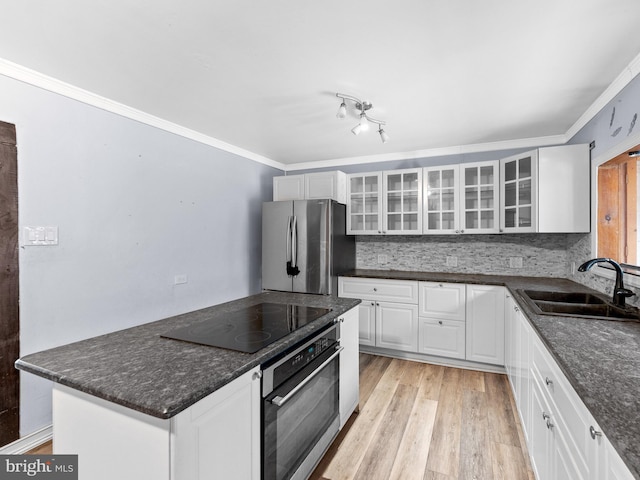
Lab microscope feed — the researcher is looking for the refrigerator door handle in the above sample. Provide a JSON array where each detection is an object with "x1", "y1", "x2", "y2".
[
  {"x1": 287, "y1": 215, "x2": 300, "y2": 276},
  {"x1": 286, "y1": 216, "x2": 292, "y2": 266}
]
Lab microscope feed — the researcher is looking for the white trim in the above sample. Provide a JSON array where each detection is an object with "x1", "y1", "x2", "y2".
[
  {"x1": 0, "y1": 58, "x2": 286, "y2": 171},
  {"x1": 283, "y1": 135, "x2": 566, "y2": 172},
  {"x1": 589, "y1": 128, "x2": 640, "y2": 285},
  {"x1": 0, "y1": 425, "x2": 52, "y2": 454}
]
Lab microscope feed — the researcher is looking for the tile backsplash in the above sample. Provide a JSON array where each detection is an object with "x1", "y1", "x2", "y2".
[{"x1": 356, "y1": 233, "x2": 590, "y2": 277}]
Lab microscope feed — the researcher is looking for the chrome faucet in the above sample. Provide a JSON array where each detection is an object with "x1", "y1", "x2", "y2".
[{"x1": 578, "y1": 258, "x2": 635, "y2": 307}]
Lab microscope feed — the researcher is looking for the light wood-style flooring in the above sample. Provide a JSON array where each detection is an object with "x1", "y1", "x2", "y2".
[
  {"x1": 27, "y1": 354, "x2": 534, "y2": 480},
  {"x1": 311, "y1": 353, "x2": 534, "y2": 480}
]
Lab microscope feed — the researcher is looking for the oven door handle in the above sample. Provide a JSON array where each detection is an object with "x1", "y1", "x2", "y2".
[{"x1": 270, "y1": 346, "x2": 343, "y2": 408}]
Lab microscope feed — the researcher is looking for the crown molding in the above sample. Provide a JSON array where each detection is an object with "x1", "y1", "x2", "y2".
[
  {"x1": 283, "y1": 134, "x2": 567, "y2": 171},
  {"x1": 0, "y1": 58, "x2": 286, "y2": 171}
]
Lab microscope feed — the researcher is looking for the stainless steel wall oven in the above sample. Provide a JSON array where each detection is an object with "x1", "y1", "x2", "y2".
[{"x1": 261, "y1": 323, "x2": 341, "y2": 480}]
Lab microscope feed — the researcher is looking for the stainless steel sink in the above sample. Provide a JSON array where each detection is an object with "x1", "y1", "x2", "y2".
[
  {"x1": 522, "y1": 290, "x2": 606, "y2": 305},
  {"x1": 517, "y1": 289, "x2": 640, "y2": 322}
]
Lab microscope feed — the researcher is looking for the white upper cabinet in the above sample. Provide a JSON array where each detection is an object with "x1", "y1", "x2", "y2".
[
  {"x1": 460, "y1": 161, "x2": 500, "y2": 234},
  {"x1": 347, "y1": 172, "x2": 383, "y2": 234},
  {"x1": 423, "y1": 165, "x2": 460, "y2": 234},
  {"x1": 500, "y1": 144, "x2": 589, "y2": 233},
  {"x1": 424, "y1": 161, "x2": 500, "y2": 234},
  {"x1": 273, "y1": 171, "x2": 346, "y2": 203},
  {"x1": 383, "y1": 168, "x2": 423, "y2": 235}
]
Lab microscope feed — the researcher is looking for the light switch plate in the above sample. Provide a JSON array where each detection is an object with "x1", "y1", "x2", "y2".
[{"x1": 23, "y1": 226, "x2": 58, "y2": 246}]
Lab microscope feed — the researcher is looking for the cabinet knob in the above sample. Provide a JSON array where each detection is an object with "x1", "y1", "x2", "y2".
[
  {"x1": 542, "y1": 412, "x2": 550, "y2": 421},
  {"x1": 438, "y1": 321, "x2": 443, "y2": 325},
  {"x1": 546, "y1": 420, "x2": 554, "y2": 430},
  {"x1": 460, "y1": 229, "x2": 464, "y2": 234},
  {"x1": 376, "y1": 302, "x2": 380, "y2": 306},
  {"x1": 499, "y1": 228, "x2": 504, "y2": 233},
  {"x1": 438, "y1": 284, "x2": 443, "y2": 287},
  {"x1": 589, "y1": 426, "x2": 603, "y2": 439},
  {"x1": 455, "y1": 230, "x2": 460, "y2": 234},
  {"x1": 378, "y1": 231, "x2": 382, "y2": 234},
  {"x1": 373, "y1": 288, "x2": 377, "y2": 292},
  {"x1": 252, "y1": 371, "x2": 263, "y2": 381},
  {"x1": 514, "y1": 306, "x2": 519, "y2": 312},
  {"x1": 545, "y1": 377, "x2": 553, "y2": 387},
  {"x1": 370, "y1": 302, "x2": 375, "y2": 306}
]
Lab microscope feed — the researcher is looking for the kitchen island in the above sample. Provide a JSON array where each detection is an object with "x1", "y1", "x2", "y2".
[
  {"x1": 17, "y1": 291, "x2": 360, "y2": 480},
  {"x1": 340, "y1": 269, "x2": 640, "y2": 480}
]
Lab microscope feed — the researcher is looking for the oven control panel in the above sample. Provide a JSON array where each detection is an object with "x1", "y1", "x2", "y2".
[{"x1": 263, "y1": 323, "x2": 339, "y2": 395}]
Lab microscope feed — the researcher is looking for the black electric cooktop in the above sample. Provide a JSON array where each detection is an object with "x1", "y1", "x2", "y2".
[{"x1": 161, "y1": 303, "x2": 332, "y2": 353}]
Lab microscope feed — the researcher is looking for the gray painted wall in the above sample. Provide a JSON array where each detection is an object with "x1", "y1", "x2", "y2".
[{"x1": 0, "y1": 74, "x2": 280, "y2": 436}]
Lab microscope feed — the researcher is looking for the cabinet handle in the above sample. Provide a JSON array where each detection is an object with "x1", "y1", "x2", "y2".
[
  {"x1": 545, "y1": 377, "x2": 553, "y2": 387},
  {"x1": 542, "y1": 412, "x2": 550, "y2": 421},
  {"x1": 252, "y1": 371, "x2": 263, "y2": 381},
  {"x1": 590, "y1": 426, "x2": 603, "y2": 439},
  {"x1": 546, "y1": 420, "x2": 554, "y2": 430}
]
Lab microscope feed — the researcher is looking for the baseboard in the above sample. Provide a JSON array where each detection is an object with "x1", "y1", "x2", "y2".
[
  {"x1": 0, "y1": 425, "x2": 53, "y2": 454},
  {"x1": 360, "y1": 346, "x2": 507, "y2": 374}
]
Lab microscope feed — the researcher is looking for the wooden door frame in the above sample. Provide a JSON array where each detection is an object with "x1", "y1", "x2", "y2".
[{"x1": 0, "y1": 120, "x2": 19, "y2": 446}]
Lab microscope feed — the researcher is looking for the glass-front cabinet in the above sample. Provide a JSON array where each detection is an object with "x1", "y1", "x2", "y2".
[
  {"x1": 347, "y1": 172, "x2": 383, "y2": 234},
  {"x1": 423, "y1": 165, "x2": 459, "y2": 234},
  {"x1": 461, "y1": 161, "x2": 500, "y2": 233},
  {"x1": 500, "y1": 151, "x2": 538, "y2": 233},
  {"x1": 383, "y1": 169, "x2": 422, "y2": 234}
]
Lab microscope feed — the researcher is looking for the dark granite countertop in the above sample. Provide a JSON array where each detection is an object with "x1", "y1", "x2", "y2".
[
  {"x1": 342, "y1": 269, "x2": 640, "y2": 478},
  {"x1": 16, "y1": 291, "x2": 360, "y2": 420}
]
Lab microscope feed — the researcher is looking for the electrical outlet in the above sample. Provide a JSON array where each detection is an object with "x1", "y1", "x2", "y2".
[
  {"x1": 509, "y1": 257, "x2": 523, "y2": 269},
  {"x1": 377, "y1": 254, "x2": 388, "y2": 264},
  {"x1": 174, "y1": 274, "x2": 188, "y2": 285},
  {"x1": 446, "y1": 256, "x2": 458, "y2": 267}
]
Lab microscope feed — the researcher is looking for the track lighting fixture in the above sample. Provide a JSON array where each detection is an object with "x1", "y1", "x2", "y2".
[{"x1": 335, "y1": 93, "x2": 388, "y2": 143}]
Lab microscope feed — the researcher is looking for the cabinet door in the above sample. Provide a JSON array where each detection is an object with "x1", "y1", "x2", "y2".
[
  {"x1": 500, "y1": 150, "x2": 538, "y2": 233},
  {"x1": 460, "y1": 161, "x2": 500, "y2": 234},
  {"x1": 358, "y1": 301, "x2": 376, "y2": 347},
  {"x1": 305, "y1": 171, "x2": 346, "y2": 203},
  {"x1": 418, "y1": 318, "x2": 465, "y2": 359},
  {"x1": 273, "y1": 174, "x2": 305, "y2": 201},
  {"x1": 172, "y1": 367, "x2": 261, "y2": 480},
  {"x1": 347, "y1": 172, "x2": 383, "y2": 234},
  {"x1": 339, "y1": 307, "x2": 360, "y2": 428},
  {"x1": 383, "y1": 168, "x2": 422, "y2": 234},
  {"x1": 376, "y1": 301, "x2": 418, "y2": 352},
  {"x1": 516, "y1": 306, "x2": 531, "y2": 444},
  {"x1": 423, "y1": 165, "x2": 459, "y2": 234},
  {"x1": 418, "y1": 281, "x2": 466, "y2": 320},
  {"x1": 530, "y1": 378, "x2": 552, "y2": 480},
  {"x1": 465, "y1": 285, "x2": 505, "y2": 365},
  {"x1": 605, "y1": 439, "x2": 636, "y2": 480}
]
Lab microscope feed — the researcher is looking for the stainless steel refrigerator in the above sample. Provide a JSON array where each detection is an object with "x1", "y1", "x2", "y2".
[{"x1": 262, "y1": 199, "x2": 355, "y2": 295}]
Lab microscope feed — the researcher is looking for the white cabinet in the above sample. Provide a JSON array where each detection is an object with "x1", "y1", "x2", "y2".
[
  {"x1": 338, "y1": 277, "x2": 419, "y2": 353},
  {"x1": 53, "y1": 367, "x2": 261, "y2": 480},
  {"x1": 423, "y1": 165, "x2": 459, "y2": 234},
  {"x1": 418, "y1": 281, "x2": 466, "y2": 359},
  {"x1": 460, "y1": 161, "x2": 500, "y2": 233},
  {"x1": 347, "y1": 172, "x2": 383, "y2": 234},
  {"x1": 465, "y1": 284, "x2": 505, "y2": 366},
  {"x1": 273, "y1": 171, "x2": 346, "y2": 203},
  {"x1": 500, "y1": 144, "x2": 590, "y2": 233},
  {"x1": 423, "y1": 161, "x2": 500, "y2": 234},
  {"x1": 376, "y1": 301, "x2": 419, "y2": 352},
  {"x1": 506, "y1": 292, "x2": 635, "y2": 480},
  {"x1": 383, "y1": 168, "x2": 423, "y2": 234},
  {"x1": 338, "y1": 307, "x2": 359, "y2": 428}
]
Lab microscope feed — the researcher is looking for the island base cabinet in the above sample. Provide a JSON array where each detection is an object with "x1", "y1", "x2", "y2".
[
  {"x1": 53, "y1": 384, "x2": 172, "y2": 480},
  {"x1": 52, "y1": 367, "x2": 261, "y2": 480},
  {"x1": 339, "y1": 307, "x2": 360, "y2": 428},
  {"x1": 171, "y1": 367, "x2": 261, "y2": 480}
]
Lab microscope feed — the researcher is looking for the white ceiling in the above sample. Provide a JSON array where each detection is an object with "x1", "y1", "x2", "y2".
[{"x1": 1, "y1": 1, "x2": 640, "y2": 169}]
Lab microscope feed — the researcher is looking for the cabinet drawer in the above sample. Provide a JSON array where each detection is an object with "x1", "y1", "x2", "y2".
[
  {"x1": 418, "y1": 282, "x2": 466, "y2": 320},
  {"x1": 339, "y1": 277, "x2": 418, "y2": 303},
  {"x1": 532, "y1": 337, "x2": 591, "y2": 476},
  {"x1": 418, "y1": 318, "x2": 465, "y2": 359}
]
